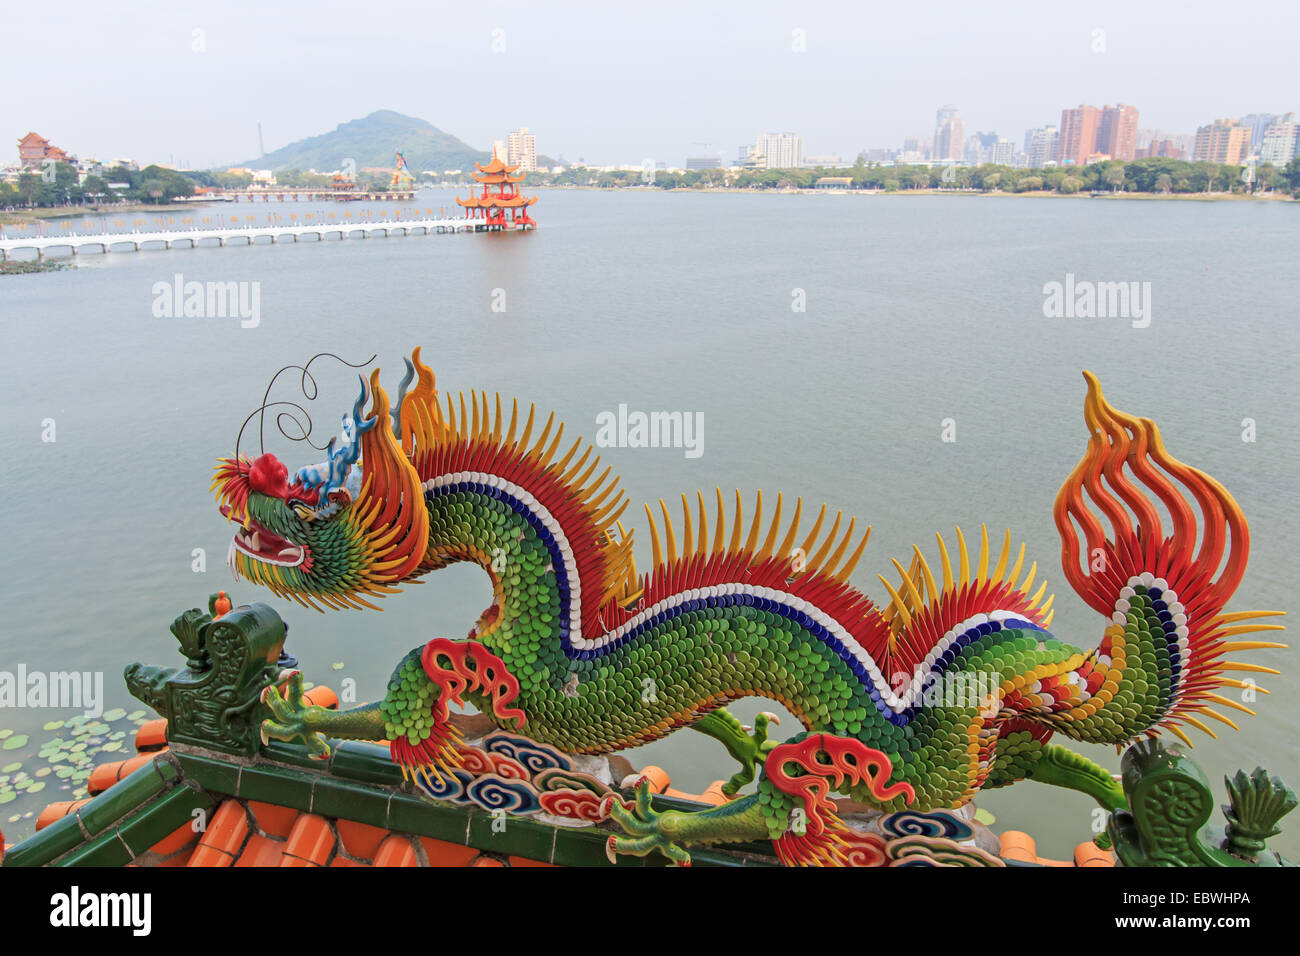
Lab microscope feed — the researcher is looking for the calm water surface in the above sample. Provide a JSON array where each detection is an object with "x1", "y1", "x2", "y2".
[{"x1": 1, "y1": 188, "x2": 1296, "y2": 856}]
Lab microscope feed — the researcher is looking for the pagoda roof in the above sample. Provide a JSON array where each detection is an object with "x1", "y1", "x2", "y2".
[
  {"x1": 456, "y1": 193, "x2": 538, "y2": 208},
  {"x1": 17, "y1": 132, "x2": 49, "y2": 147},
  {"x1": 474, "y1": 152, "x2": 521, "y2": 175}
]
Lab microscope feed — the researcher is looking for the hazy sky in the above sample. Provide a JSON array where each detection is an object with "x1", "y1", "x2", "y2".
[{"x1": 5, "y1": 0, "x2": 1297, "y2": 168}]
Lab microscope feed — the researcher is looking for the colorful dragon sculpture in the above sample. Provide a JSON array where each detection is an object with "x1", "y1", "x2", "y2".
[{"x1": 211, "y1": 348, "x2": 1285, "y2": 866}]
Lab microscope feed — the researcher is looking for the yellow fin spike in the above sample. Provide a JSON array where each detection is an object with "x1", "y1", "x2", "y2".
[
  {"x1": 743, "y1": 491, "x2": 764, "y2": 556},
  {"x1": 1040, "y1": 593, "x2": 1056, "y2": 616},
  {"x1": 503, "y1": 397, "x2": 519, "y2": 447},
  {"x1": 955, "y1": 527, "x2": 971, "y2": 586},
  {"x1": 756, "y1": 493, "x2": 783, "y2": 563},
  {"x1": 728, "y1": 490, "x2": 745, "y2": 554},
  {"x1": 1214, "y1": 627, "x2": 1287, "y2": 640},
  {"x1": 1216, "y1": 677, "x2": 1270, "y2": 695},
  {"x1": 1203, "y1": 693, "x2": 1256, "y2": 716},
  {"x1": 1215, "y1": 640, "x2": 1287, "y2": 651},
  {"x1": 912, "y1": 545, "x2": 939, "y2": 601},
  {"x1": 696, "y1": 491, "x2": 709, "y2": 560},
  {"x1": 889, "y1": 558, "x2": 925, "y2": 614},
  {"x1": 1042, "y1": 608, "x2": 1055, "y2": 629},
  {"x1": 798, "y1": 504, "x2": 829, "y2": 561},
  {"x1": 992, "y1": 529, "x2": 1011, "y2": 583},
  {"x1": 538, "y1": 422, "x2": 566, "y2": 470},
  {"x1": 553, "y1": 437, "x2": 587, "y2": 479},
  {"x1": 1027, "y1": 580, "x2": 1048, "y2": 609},
  {"x1": 1213, "y1": 610, "x2": 1287, "y2": 625},
  {"x1": 936, "y1": 532, "x2": 954, "y2": 594},
  {"x1": 658, "y1": 498, "x2": 678, "y2": 565},
  {"x1": 776, "y1": 497, "x2": 804, "y2": 567},
  {"x1": 1180, "y1": 715, "x2": 1217, "y2": 739},
  {"x1": 1194, "y1": 707, "x2": 1240, "y2": 731},
  {"x1": 492, "y1": 393, "x2": 503, "y2": 446},
  {"x1": 976, "y1": 525, "x2": 990, "y2": 583},
  {"x1": 644, "y1": 503, "x2": 665, "y2": 570},
  {"x1": 1007, "y1": 542, "x2": 1026, "y2": 589},
  {"x1": 1019, "y1": 561, "x2": 1039, "y2": 595},
  {"x1": 877, "y1": 575, "x2": 913, "y2": 630},
  {"x1": 1218, "y1": 663, "x2": 1282, "y2": 675},
  {"x1": 517, "y1": 403, "x2": 537, "y2": 451},
  {"x1": 808, "y1": 511, "x2": 843, "y2": 569},
  {"x1": 712, "y1": 488, "x2": 727, "y2": 555},
  {"x1": 1166, "y1": 724, "x2": 1194, "y2": 747},
  {"x1": 528, "y1": 411, "x2": 557, "y2": 462},
  {"x1": 833, "y1": 527, "x2": 872, "y2": 584},
  {"x1": 822, "y1": 517, "x2": 856, "y2": 578},
  {"x1": 680, "y1": 494, "x2": 694, "y2": 559}
]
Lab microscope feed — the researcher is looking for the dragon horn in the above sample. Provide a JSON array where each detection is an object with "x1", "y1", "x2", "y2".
[{"x1": 390, "y1": 355, "x2": 416, "y2": 439}]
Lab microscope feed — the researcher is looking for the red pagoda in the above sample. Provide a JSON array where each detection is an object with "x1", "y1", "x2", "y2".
[{"x1": 456, "y1": 147, "x2": 537, "y2": 230}]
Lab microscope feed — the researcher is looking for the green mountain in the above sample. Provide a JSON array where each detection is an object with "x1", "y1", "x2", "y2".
[{"x1": 241, "y1": 110, "x2": 503, "y2": 174}]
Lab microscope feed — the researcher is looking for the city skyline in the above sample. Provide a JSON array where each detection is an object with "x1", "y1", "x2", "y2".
[{"x1": 4, "y1": 0, "x2": 1298, "y2": 169}]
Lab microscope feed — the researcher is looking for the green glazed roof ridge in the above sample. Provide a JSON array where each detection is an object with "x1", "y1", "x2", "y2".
[{"x1": 5, "y1": 754, "x2": 190, "y2": 867}]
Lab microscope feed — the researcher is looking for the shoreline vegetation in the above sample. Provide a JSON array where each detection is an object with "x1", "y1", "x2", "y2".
[{"x1": 2, "y1": 156, "x2": 1295, "y2": 228}]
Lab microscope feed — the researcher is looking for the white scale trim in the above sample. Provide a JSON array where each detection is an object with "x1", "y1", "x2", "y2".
[{"x1": 424, "y1": 470, "x2": 1037, "y2": 715}]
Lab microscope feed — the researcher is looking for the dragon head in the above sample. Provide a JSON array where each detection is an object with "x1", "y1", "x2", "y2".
[{"x1": 212, "y1": 365, "x2": 430, "y2": 611}]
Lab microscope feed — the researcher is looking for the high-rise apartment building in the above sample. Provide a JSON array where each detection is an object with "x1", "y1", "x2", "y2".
[
  {"x1": 1259, "y1": 114, "x2": 1299, "y2": 164},
  {"x1": 1057, "y1": 105, "x2": 1102, "y2": 165},
  {"x1": 753, "y1": 132, "x2": 803, "y2": 169},
  {"x1": 1193, "y1": 119, "x2": 1252, "y2": 164},
  {"x1": 1097, "y1": 104, "x2": 1139, "y2": 160},
  {"x1": 506, "y1": 127, "x2": 537, "y2": 172},
  {"x1": 933, "y1": 106, "x2": 964, "y2": 161},
  {"x1": 1025, "y1": 126, "x2": 1059, "y2": 168},
  {"x1": 989, "y1": 138, "x2": 1015, "y2": 165},
  {"x1": 1057, "y1": 104, "x2": 1138, "y2": 164},
  {"x1": 1241, "y1": 114, "x2": 1279, "y2": 152}
]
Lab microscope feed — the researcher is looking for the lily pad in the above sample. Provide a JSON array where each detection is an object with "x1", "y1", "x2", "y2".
[
  {"x1": 27, "y1": 781, "x2": 45, "y2": 794},
  {"x1": 0, "y1": 729, "x2": 11, "y2": 740},
  {"x1": 35, "y1": 767, "x2": 51, "y2": 778},
  {"x1": 1, "y1": 762, "x2": 20, "y2": 774},
  {"x1": 331, "y1": 662, "x2": 345, "y2": 670},
  {"x1": 102, "y1": 708, "x2": 127, "y2": 721},
  {"x1": 42, "y1": 720, "x2": 65, "y2": 731},
  {"x1": 0, "y1": 792, "x2": 15, "y2": 805},
  {"x1": 54, "y1": 766, "x2": 74, "y2": 779},
  {"x1": 102, "y1": 741, "x2": 123, "y2": 753},
  {"x1": 109, "y1": 731, "x2": 126, "y2": 741},
  {"x1": 6, "y1": 814, "x2": 18, "y2": 823},
  {"x1": 2, "y1": 734, "x2": 28, "y2": 751},
  {"x1": 126, "y1": 711, "x2": 146, "y2": 721}
]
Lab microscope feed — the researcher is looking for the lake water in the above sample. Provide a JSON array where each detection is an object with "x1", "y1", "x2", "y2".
[{"x1": 1, "y1": 187, "x2": 1296, "y2": 858}]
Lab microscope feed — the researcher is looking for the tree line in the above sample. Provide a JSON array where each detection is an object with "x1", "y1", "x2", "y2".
[{"x1": 531, "y1": 156, "x2": 1300, "y2": 197}]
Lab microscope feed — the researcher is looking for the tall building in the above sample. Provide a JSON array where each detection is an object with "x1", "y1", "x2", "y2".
[
  {"x1": 1241, "y1": 113, "x2": 1279, "y2": 152},
  {"x1": 989, "y1": 138, "x2": 1015, "y2": 166},
  {"x1": 1057, "y1": 105, "x2": 1102, "y2": 165},
  {"x1": 1098, "y1": 104, "x2": 1139, "y2": 161},
  {"x1": 933, "y1": 106, "x2": 964, "y2": 161},
  {"x1": 506, "y1": 127, "x2": 537, "y2": 172},
  {"x1": 1025, "y1": 126, "x2": 1059, "y2": 168},
  {"x1": 1259, "y1": 114, "x2": 1299, "y2": 164},
  {"x1": 1193, "y1": 119, "x2": 1252, "y2": 164},
  {"x1": 753, "y1": 132, "x2": 803, "y2": 169}
]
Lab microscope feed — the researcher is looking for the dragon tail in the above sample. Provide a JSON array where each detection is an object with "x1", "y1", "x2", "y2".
[{"x1": 1051, "y1": 371, "x2": 1285, "y2": 746}]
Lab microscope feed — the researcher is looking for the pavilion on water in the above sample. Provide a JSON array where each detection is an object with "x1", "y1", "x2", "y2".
[{"x1": 456, "y1": 148, "x2": 537, "y2": 230}]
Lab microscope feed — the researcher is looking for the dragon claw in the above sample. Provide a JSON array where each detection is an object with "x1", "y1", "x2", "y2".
[
  {"x1": 721, "y1": 711, "x2": 780, "y2": 797},
  {"x1": 603, "y1": 779, "x2": 694, "y2": 866},
  {"x1": 259, "y1": 671, "x2": 332, "y2": 759}
]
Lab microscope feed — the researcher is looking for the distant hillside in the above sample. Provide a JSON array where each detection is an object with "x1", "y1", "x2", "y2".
[{"x1": 239, "y1": 110, "x2": 551, "y2": 174}]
